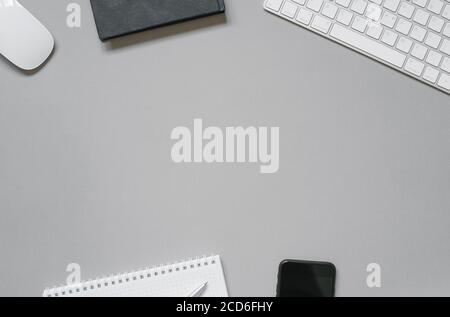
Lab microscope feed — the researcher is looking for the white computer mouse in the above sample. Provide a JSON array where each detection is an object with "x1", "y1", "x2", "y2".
[{"x1": 0, "y1": 0, "x2": 54, "y2": 70}]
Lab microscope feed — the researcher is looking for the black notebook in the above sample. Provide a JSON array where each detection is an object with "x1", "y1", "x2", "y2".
[{"x1": 90, "y1": 0, "x2": 226, "y2": 41}]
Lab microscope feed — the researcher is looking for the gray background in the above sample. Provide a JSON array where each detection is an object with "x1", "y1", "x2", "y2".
[{"x1": 0, "y1": 0, "x2": 449, "y2": 297}]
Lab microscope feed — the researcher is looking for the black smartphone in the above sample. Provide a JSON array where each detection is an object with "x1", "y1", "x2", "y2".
[{"x1": 276, "y1": 260, "x2": 336, "y2": 297}]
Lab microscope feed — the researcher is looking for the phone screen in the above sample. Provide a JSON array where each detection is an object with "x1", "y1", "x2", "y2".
[{"x1": 277, "y1": 260, "x2": 336, "y2": 297}]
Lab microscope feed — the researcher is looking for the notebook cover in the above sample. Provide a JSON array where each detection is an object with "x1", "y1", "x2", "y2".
[
  {"x1": 43, "y1": 255, "x2": 228, "y2": 297},
  {"x1": 90, "y1": 0, "x2": 226, "y2": 41}
]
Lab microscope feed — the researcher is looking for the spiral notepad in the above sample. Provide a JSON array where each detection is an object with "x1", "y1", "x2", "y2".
[{"x1": 43, "y1": 255, "x2": 228, "y2": 297}]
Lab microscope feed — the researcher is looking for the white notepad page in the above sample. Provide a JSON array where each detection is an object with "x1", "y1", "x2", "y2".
[{"x1": 43, "y1": 255, "x2": 228, "y2": 297}]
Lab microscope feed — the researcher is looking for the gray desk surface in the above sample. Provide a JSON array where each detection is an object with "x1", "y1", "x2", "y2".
[{"x1": 0, "y1": 0, "x2": 449, "y2": 297}]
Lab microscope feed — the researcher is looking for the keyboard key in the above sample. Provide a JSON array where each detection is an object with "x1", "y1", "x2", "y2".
[
  {"x1": 398, "y1": 2, "x2": 415, "y2": 18},
  {"x1": 410, "y1": 25, "x2": 427, "y2": 41},
  {"x1": 423, "y1": 66, "x2": 440, "y2": 83},
  {"x1": 440, "y1": 39, "x2": 450, "y2": 55},
  {"x1": 444, "y1": 23, "x2": 450, "y2": 37},
  {"x1": 412, "y1": 0, "x2": 428, "y2": 7},
  {"x1": 369, "y1": 0, "x2": 382, "y2": 4},
  {"x1": 428, "y1": 16, "x2": 445, "y2": 32},
  {"x1": 265, "y1": 0, "x2": 284, "y2": 11},
  {"x1": 426, "y1": 51, "x2": 443, "y2": 66},
  {"x1": 292, "y1": 0, "x2": 306, "y2": 4},
  {"x1": 330, "y1": 24, "x2": 406, "y2": 67},
  {"x1": 384, "y1": 0, "x2": 400, "y2": 11},
  {"x1": 404, "y1": 58, "x2": 425, "y2": 76},
  {"x1": 411, "y1": 43, "x2": 428, "y2": 59},
  {"x1": 382, "y1": 29, "x2": 398, "y2": 46},
  {"x1": 396, "y1": 19, "x2": 412, "y2": 35},
  {"x1": 322, "y1": 2, "x2": 338, "y2": 18},
  {"x1": 311, "y1": 15, "x2": 332, "y2": 33},
  {"x1": 281, "y1": 1, "x2": 298, "y2": 18},
  {"x1": 366, "y1": 3, "x2": 382, "y2": 21},
  {"x1": 424, "y1": 32, "x2": 441, "y2": 48},
  {"x1": 307, "y1": 0, "x2": 324, "y2": 12},
  {"x1": 397, "y1": 37, "x2": 413, "y2": 52},
  {"x1": 413, "y1": 9, "x2": 430, "y2": 25},
  {"x1": 367, "y1": 24, "x2": 384, "y2": 39},
  {"x1": 441, "y1": 57, "x2": 450, "y2": 73},
  {"x1": 437, "y1": 73, "x2": 450, "y2": 90},
  {"x1": 381, "y1": 11, "x2": 397, "y2": 28},
  {"x1": 296, "y1": 8, "x2": 314, "y2": 24},
  {"x1": 352, "y1": 16, "x2": 368, "y2": 32},
  {"x1": 427, "y1": 0, "x2": 444, "y2": 14},
  {"x1": 441, "y1": 57, "x2": 450, "y2": 72},
  {"x1": 336, "y1": 0, "x2": 352, "y2": 7},
  {"x1": 336, "y1": 9, "x2": 354, "y2": 25},
  {"x1": 351, "y1": 0, "x2": 368, "y2": 14},
  {"x1": 443, "y1": 5, "x2": 450, "y2": 19}
]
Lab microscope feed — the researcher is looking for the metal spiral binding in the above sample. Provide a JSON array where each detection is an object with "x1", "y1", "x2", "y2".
[{"x1": 43, "y1": 254, "x2": 217, "y2": 297}]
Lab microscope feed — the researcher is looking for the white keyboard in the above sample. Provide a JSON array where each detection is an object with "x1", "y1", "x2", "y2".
[{"x1": 264, "y1": 0, "x2": 450, "y2": 94}]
